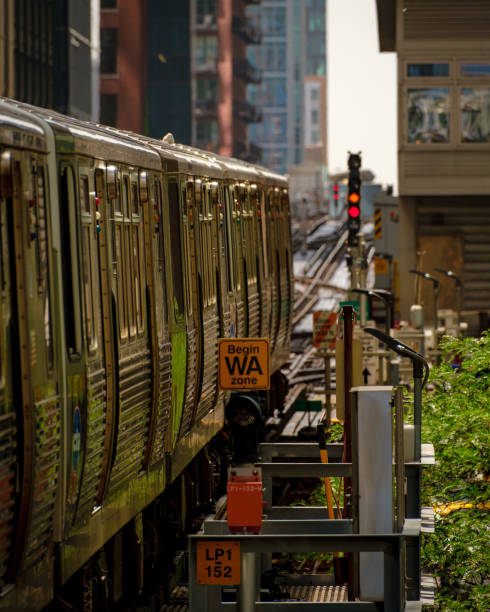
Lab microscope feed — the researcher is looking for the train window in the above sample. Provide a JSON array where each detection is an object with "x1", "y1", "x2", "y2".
[
  {"x1": 114, "y1": 224, "x2": 127, "y2": 337},
  {"x1": 124, "y1": 225, "x2": 135, "y2": 335},
  {"x1": 224, "y1": 187, "x2": 235, "y2": 292},
  {"x1": 167, "y1": 181, "x2": 185, "y2": 322},
  {"x1": 133, "y1": 225, "x2": 143, "y2": 332},
  {"x1": 205, "y1": 185, "x2": 216, "y2": 304},
  {"x1": 59, "y1": 164, "x2": 82, "y2": 357},
  {"x1": 130, "y1": 179, "x2": 144, "y2": 332},
  {"x1": 153, "y1": 177, "x2": 168, "y2": 324},
  {"x1": 82, "y1": 225, "x2": 95, "y2": 347},
  {"x1": 33, "y1": 165, "x2": 54, "y2": 369},
  {"x1": 79, "y1": 173, "x2": 96, "y2": 350},
  {"x1": 131, "y1": 182, "x2": 139, "y2": 216},
  {"x1": 80, "y1": 176, "x2": 90, "y2": 213},
  {"x1": 196, "y1": 181, "x2": 208, "y2": 306},
  {"x1": 113, "y1": 173, "x2": 122, "y2": 213},
  {"x1": 183, "y1": 182, "x2": 194, "y2": 317},
  {"x1": 122, "y1": 176, "x2": 130, "y2": 217}
]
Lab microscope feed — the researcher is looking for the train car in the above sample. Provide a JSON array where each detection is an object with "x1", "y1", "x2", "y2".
[{"x1": 0, "y1": 98, "x2": 293, "y2": 610}]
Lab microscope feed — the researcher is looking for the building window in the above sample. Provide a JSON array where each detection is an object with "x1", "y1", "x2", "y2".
[
  {"x1": 407, "y1": 63, "x2": 449, "y2": 77},
  {"x1": 101, "y1": 0, "x2": 117, "y2": 8},
  {"x1": 196, "y1": 120, "x2": 218, "y2": 150},
  {"x1": 196, "y1": 0, "x2": 217, "y2": 25},
  {"x1": 196, "y1": 78, "x2": 217, "y2": 103},
  {"x1": 461, "y1": 87, "x2": 490, "y2": 142},
  {"x1": 262, "y1": 7, "x2": 286, "y2": 36},
  {"x1": 460, "y1": 63, "x2": 490, "y2": 77},
  {"x1": 407, "y1": 88, "x2": 450, "y2": 144},
  {"x1": 195, "y1": 35, "x2": 217, "y2": 70},
  {"x1": 260, "y1": 43, "x2": 286, "y2": 72},
  {"x1": 311, "y1": 109, "x2": 319, "y2": 124},
  {"x1": 101, "y1": 28, "x2": 118, "y2": 74},
  {"x1": 262, "y1": 114, "x2": 286, "y2": 142},
  {"x1": 261, "y1": 78, "x2": 287, "y2": 106},
  {"x1": 310, "y1": 88, "x2": 319, "y2": 101},
  {"x1": 100, "y1": 93, "x2": 118, "y2": 126},
  {"x1": 310, "y1": 129, "x2": 320, "y2": 144}
]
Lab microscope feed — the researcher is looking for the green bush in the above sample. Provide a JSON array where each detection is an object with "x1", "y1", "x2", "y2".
[{"x1": 421, "y1": 332, "x2": 490, "y2": 610}]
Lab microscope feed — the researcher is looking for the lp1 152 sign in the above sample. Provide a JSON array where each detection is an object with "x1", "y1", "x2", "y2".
[
  {"x1": 196, "y1": 541, "x2": 241, "y2": 585},
  {"x1": 218, "y1": 338, "x2": 270, "y2": 390}
]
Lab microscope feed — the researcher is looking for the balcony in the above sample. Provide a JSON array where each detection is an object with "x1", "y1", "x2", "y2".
[
  {"x1": 235, "y1": 141, "x2": 262, "y2": 163},
  {"x1": 234, "y1": 99, "x2": 262, "y2": 123},
  {"x1": 233, "y1": 59, "x2": 262, "y2": 84},
  {"x1": 195, "y1": 98, "x2": 218, "y2": 117},
  {"x1": 232, "y1": 16, "x2": 261, "y2": 44}
]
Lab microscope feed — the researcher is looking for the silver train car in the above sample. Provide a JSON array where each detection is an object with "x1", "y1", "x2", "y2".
[{"x1": 0, "y1": 98, "x2": 293, "y2": 610}]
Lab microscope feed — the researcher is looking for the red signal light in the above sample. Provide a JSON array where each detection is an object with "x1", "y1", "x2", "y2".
[{"x1": 348, "y1": 205, "x2": 360, "y2": 218}]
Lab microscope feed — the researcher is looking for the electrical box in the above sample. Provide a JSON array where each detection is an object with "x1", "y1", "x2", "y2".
[{"x1": 227, "y1": 468, "x2": 262, "y2": 534}]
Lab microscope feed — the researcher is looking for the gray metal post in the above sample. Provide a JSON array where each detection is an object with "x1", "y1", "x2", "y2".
[{"x1": 238, "y1": 551, "x2": 256, "y2": 612}]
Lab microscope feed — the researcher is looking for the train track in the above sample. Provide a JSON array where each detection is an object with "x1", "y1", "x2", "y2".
[{"x1": 292, "y1": 229, "x2": 348, "y2": 328}]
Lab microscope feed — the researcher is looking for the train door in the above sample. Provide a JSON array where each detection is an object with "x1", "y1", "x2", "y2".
[
  {"x1": 165, "y1": 178, "x2": 187, "y2": 447},
  {"x1": 223, "y1": 184, "x2": 240, "y2": 337},
  {"x1": 266, "y1": 188, "x2": 279, "y2": 348},
  {"x1": 241, "y1": 183, "x2": 260, "y2": 337},
  {"x1": 0, "y1": 150, "x2": 60, "y2": 588},
  {"x1": 105, "y1": 166, "x2": 152, "y2": 494},
  {"x1": 177, "y1": 179, "x2": 200, "y2": 438},
  {"x1": 64, "y1": 162, "x2": 113, "y2": 524},
  {"x1": 141, "y1": 172, "x2": 172, "y2": 466},
  {"x1": 193, "y1": 180, "x2": 220, "y2": 423},
  {"x1": 252, "y1": 184, "x2": 269, "y2": 337},
  {"x1": 215, "y1": 182, "x2": 231, "y2": 338}
]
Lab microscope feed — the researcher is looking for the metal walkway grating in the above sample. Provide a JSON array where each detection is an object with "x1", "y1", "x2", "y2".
[{"x1": 281, "y1": 584, "x2": 348, "y2": 602}]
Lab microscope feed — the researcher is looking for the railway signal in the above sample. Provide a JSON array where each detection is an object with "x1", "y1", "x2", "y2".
[{"x1": 347, "y1": 152, "x2": 361, "y2": 246}]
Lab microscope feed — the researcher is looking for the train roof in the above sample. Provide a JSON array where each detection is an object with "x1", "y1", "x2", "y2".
[
  {"x1": 0, "y1": 99, "x2": 289, "y2": 189},
  {"x1": 1, "y1": 98, "x2": 161, "y2": 169},
  {"x1": 0, "y1": 99, "x2": 48, "y2": 152}
]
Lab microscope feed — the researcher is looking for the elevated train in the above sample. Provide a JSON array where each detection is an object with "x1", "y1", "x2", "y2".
[{"x1": 0, "y1": 98, "x2": 293, "y2": 610}]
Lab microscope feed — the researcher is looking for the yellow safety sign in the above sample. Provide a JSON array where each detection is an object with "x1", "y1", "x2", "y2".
[
  {"x1": 374, "y1": 256, "x2": 388, "y2": 275},
  {"x1": 374, "y1": 208, "x2": 382, "y2": 240},
  {"x1": 313, "y1": 311, "x2": 337, "y2": 349},
  {"x1": 218, "y1": 338, "x2": 270, "y2": 390},
  {"x1": 196, "y1": 541, "x2": 241, "y2": 585}
]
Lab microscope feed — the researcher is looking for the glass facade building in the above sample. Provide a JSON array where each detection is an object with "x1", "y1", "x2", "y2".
[{"x1": 247, "y1": 0, "x2": 327, "y2": 174}]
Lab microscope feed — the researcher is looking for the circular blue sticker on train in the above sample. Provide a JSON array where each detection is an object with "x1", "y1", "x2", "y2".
[{"x1": 72, "y1": 406, "x2": 81, "y2": 473}]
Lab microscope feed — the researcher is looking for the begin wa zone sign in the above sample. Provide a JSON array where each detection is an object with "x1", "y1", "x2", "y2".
[{"x1": 218, "y1": 338, "x2": 270, "y2": 390}]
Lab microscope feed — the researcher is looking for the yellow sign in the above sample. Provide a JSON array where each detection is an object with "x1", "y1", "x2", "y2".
[
  {"x1": 196, "y1": 541, "x2": 241, "y2": 585},
  {"x1": 218, "y1": 338, "x2": 270, "y2": 390},
  {"x1": 374, "y1": 257, "x2": 388, "y2": 275},
  {"x1": 313, "y1": 311, "x2": 337, "y2": 349}
]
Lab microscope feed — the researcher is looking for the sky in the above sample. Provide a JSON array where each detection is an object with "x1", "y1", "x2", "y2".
[{"x1": 327, "y1": 0, "x2": 397, "y2": 190}]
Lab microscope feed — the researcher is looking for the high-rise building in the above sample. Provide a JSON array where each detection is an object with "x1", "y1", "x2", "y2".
[
  {"x1": 1, "y1": 0, "x2": 96, "y2": 120},
  {"x1": 100, "y1": 0, "x2": 146, "y2": 132},
  {"x1": 147, "y1": 0, "x2": 262, "y2": 161},
  {"x1": 247, "y1": 0, "x2": 327, "y2": 175}
]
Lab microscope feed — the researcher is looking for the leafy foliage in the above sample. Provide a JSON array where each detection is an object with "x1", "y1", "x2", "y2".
[{"x1": 421, "y1": 332, "x2": 490, "y2": 610}]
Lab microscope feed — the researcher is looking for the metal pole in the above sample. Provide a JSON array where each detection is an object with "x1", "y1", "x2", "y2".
[
  {"x1": 342, "y1": 305, "x2": 355, "y2": 598},
  {"x1": 413, "y1": 371, "x2": 423, "y2": 466},
  {"x1": 238, "y1": 552, "x2": 256, "y2": 612},
  {"x1": 394, "y1": 387, "x2": 405, "y2": 533},
  {"x1": 324, "y1": 354, "x2": 331, "y2": 428}
]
